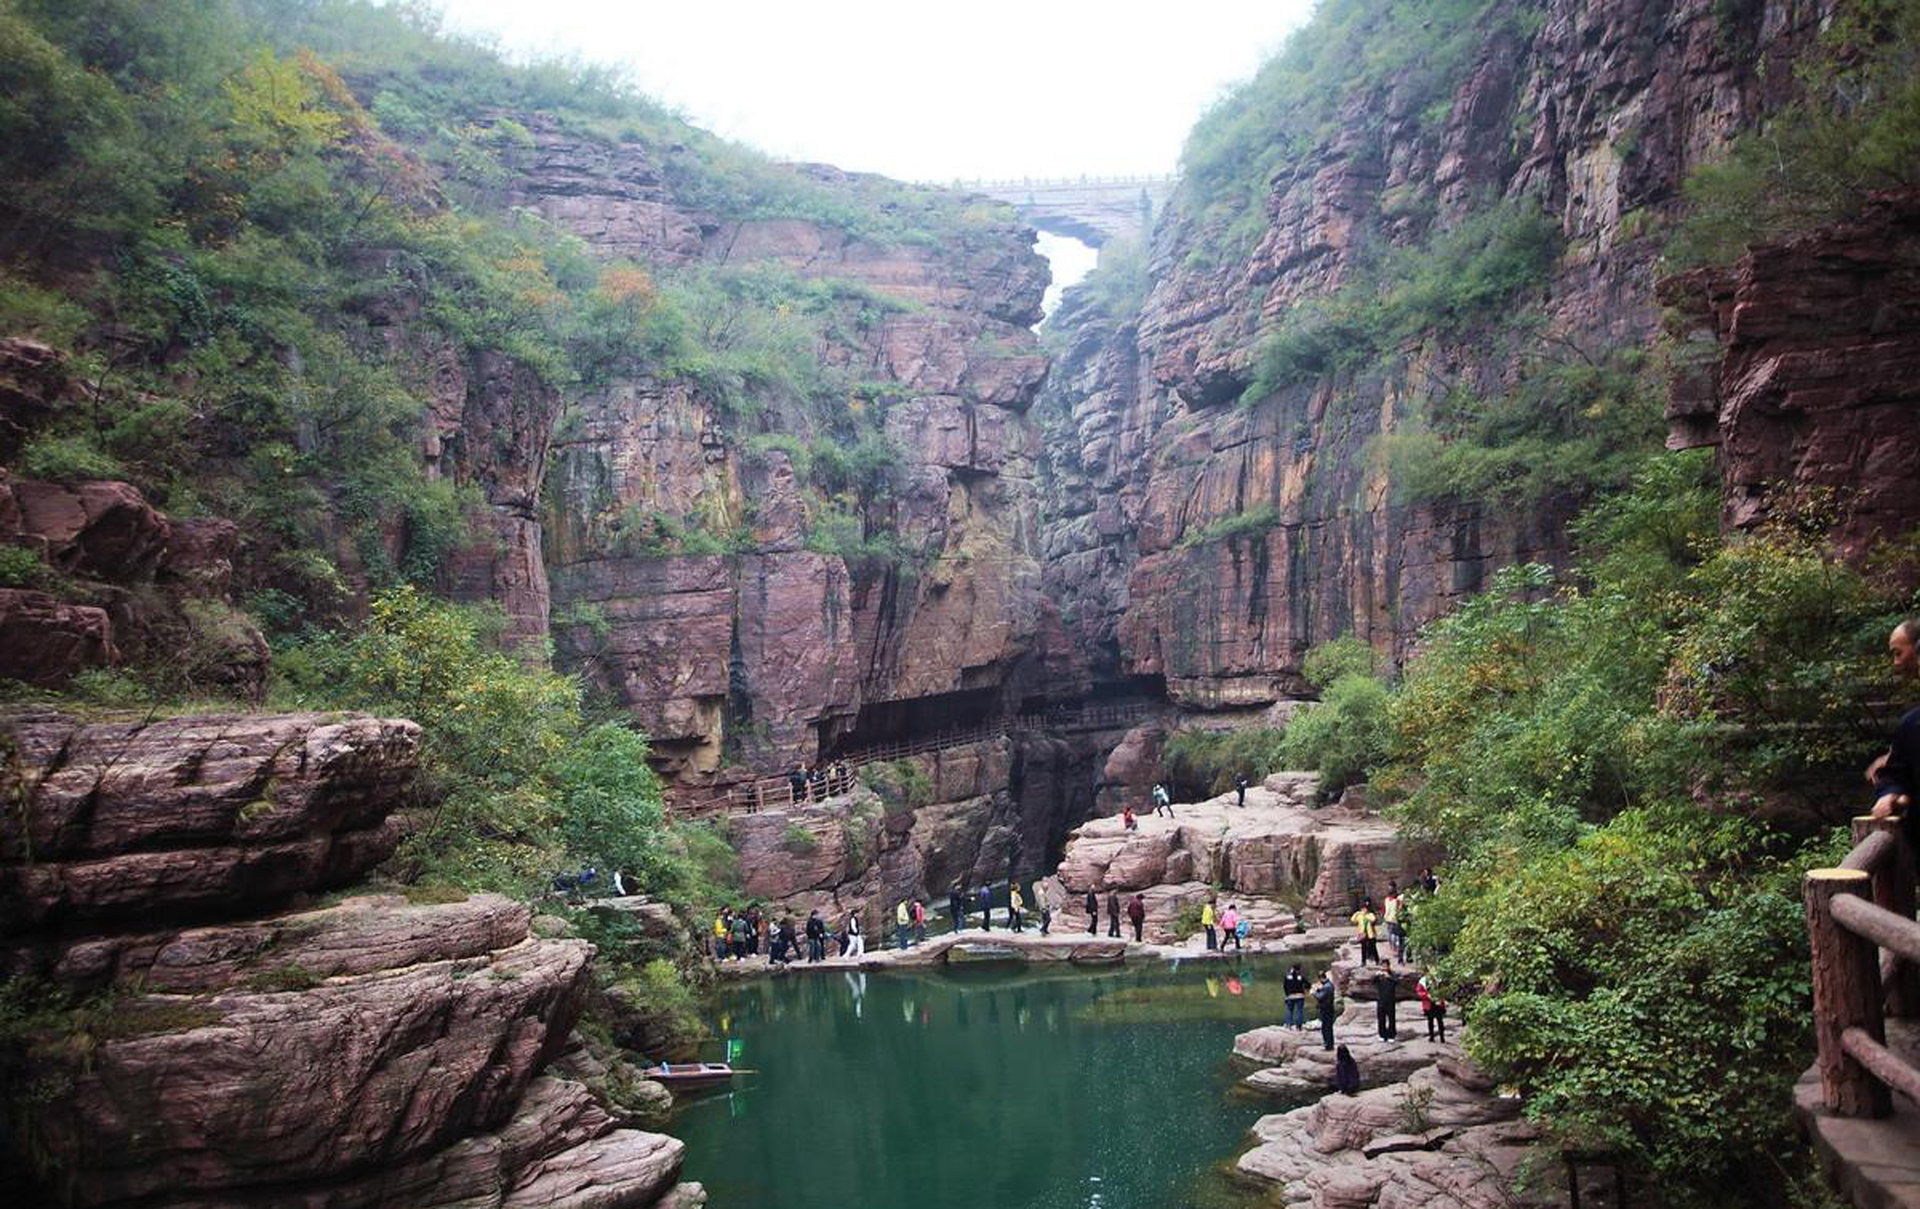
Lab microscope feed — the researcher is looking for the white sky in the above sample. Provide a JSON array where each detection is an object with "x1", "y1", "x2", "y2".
[{"x1": 434, "y1": 0, "x2": 1317, "y2": 183}]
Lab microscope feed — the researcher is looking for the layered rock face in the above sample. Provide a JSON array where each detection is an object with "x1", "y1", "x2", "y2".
[
  {"x1": 509, "y1": 120, "x2": 1052, "y2": 779},
  {"x1": 0, "y1": 710, "x2": 696, "y2": 1208},
  {"x1": 1662, "y1": 187, "x2": 1920, "y2": 554},
  {"x1": 1036, "y1": 0, "x2": 1830, "y2": 706}
]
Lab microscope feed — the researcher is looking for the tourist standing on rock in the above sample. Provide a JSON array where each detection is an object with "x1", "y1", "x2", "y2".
[
  {"x1": 1352, "y1": 897, "x2": 1381, "y2": 965},
  {"x1": 1374, "y1": 963, "x2": 1398, "y2": 1040},
  {"x1": 1040, "y1": 891, "x2": 1052, "y2": 935},
  {"x1": 912, "y1": 899, "x2": 927, "y2": 943},
  {"x1": 1236, "y1": 775, "x2": 1250, "y2": 807},
  {"x1": 1284, "y1": 963, "x2": 1309, "y2": 1029},
  {"x1": 1314, "y1": 971, "x2": 1337, "y2": 1051},
  {"x1": 978, "y1": 885, "x2": 993, "y2": 931},
  {"x1": 1151, "y1": 783, "x2": 1173, "y2": 818},
  {"x1": 1333, "y1": 1044, "x2": 1360, "y2": 1096},
  {"x1": 713, "y1": 909, "x2": 731, "y2": 960},
  {"x1": 1417, "y1": 974, "x2": 1447, "y2": 1043},
  {"x1": 787, "y1": 766, "x2": 806, "y2": 805},
  {"x1": 806, "y1": 910, "x2": 827, "y2": 963},
  {"x1": 1202, "y1": 898, "x2": 1217, "y2": 950},
  {"x1": 1127, "y1": 893, "x2": 1147, "y2": 942},
  {"x1": 1008, "y1": 883, "x2": 1025, "y2": 932},
  {"x1": 1220, "y1": 903, "x2": 1242, "y2": 952},
  {"x1": 1383, "y1": 882, "x2": 1406, "y2": 963},
  {"x1": 731, "y1": 913, "x2": 752, "y2": 961},
  {"x1": 1085, "y1": 888, "x2": 1099, "y2": 934},
  {"x1": 845, "y1": 910, "x2": 865, "y2": 959},
  {"x1": 950, "y1": 884, "x2": 966, "y2": 934},
  {"x1": 745, "y1": 906, "x2": 763, "y2": 957},
  {"x1": 895, "y1": 901, "x2": 911, "y2": 949},
  {"x1": 1107, "y1": 890, "x2": 1122, "y2": 938}
]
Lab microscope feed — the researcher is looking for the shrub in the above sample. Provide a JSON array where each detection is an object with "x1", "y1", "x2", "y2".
[
  {"x1": 17, "y1": 434, "x2": 123, "y2": 482},
  {"x1": 1276, "y1": 674, "x2": 1390, "y2": 794},
  {"x1": 1160, "y1": 727, "x2": 1289, "y2": 798},
  {"x1": 1175, "y1": 506, "x2": 1280, "y2": 550},
  {"x1": 780, "y1": 822, "x2": 819, "y2": 854},
  {"x1": 860, "y1": 758, "x2": 933, "y2": 815}
]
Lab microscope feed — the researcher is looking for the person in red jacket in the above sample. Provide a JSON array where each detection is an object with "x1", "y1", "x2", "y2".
[{"x1": 1126, "y1": 893, "x2": 1147, "y2": 942}]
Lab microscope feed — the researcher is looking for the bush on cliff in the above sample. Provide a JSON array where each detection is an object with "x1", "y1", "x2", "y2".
[
  {"x1": 1669, "y1": 0, "x2": 1920, "y2": 268},
  {"x1": 273, "y1": 586, "x2": 709, "y2": 909},
  {"x1": 1160, "y1": 727, "x2": 1288, "y2": 798},
  {"x1": 1385, "y1": 450, "x2": 1910, "y2": 1202}
]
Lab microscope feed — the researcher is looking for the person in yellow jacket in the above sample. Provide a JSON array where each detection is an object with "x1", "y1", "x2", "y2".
[
  {"x1": 1008, "y1": 883, "x2": 1026, "y2": 931},
  {"x1": 713, "y1": 910, "x2": 730, "y2": 960},
  {"x1": 1201, "y1": 898, "x2": 1218, "y2": 951},
  {"x1": 1351, "y1": 898, "x2": 1381, "y2": 965}
]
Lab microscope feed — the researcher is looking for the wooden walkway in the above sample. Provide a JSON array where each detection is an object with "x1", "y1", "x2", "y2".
[{"x1": 665, "y1": 701, "x2": 1161, "y2": 821}]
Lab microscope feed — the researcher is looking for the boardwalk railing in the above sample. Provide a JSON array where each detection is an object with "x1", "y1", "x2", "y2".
[
  {"x1": 666, "y1": 701, "x2": 1162, "y2": 822},
  {"x1": 1805, "y1": 815, "x2": 1920, "y2": 1116}
]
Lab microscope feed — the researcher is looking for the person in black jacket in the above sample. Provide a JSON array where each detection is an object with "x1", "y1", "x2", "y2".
[
  {"x1": 1106, "y1": 891, "x2": 1121, "y2": 938},
  {"x1": 1869, "y1": 619, "x2": 1920, "y2": 845},
  {"x1": 805, "y1": 910, "x2": 827, "y2": 963},
  {"x1": 1283, "y1": 964, "x2": 1309, "y2": 1030},
  {"x1": 1333, "y1": 1044, "x2": 1360, "y2": 1096},
  {"x1": 977, "y1": 884, "x2": 993, "y2": 931},
  {"x1": 949, "y1": 885, "x2": 965, "y2": 934},
  {"x1": 1085, "y1": 889, "x2": 1099, "y2": 934},
  {"x1": 1374, "y1": 963, "x2": 1398, "y2": 1040},
  {"x1": 1313, "y1": 972, "x2": 1337, "y2": 1051}
]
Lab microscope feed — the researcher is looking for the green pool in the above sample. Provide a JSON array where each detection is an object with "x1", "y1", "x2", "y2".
[{"x1": 673, "y1": 955, "x2": 1327, "y2": 1209}]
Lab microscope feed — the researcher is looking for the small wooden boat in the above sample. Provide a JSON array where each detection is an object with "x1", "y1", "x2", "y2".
[{"x1": 643, "y1": 1062, "x2": 740, "y2": 1089}]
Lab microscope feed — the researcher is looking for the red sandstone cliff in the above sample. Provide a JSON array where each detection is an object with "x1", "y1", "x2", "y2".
[{"x1": 1036, "y1": 0, "x2": 1831, "y2": 706}]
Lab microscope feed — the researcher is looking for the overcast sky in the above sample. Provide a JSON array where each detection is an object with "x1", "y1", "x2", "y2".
[{"x1": 435, "y1": 0, "x2": 1317, "y2": 182}]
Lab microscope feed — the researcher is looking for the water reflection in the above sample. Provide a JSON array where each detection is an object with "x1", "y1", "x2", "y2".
[{"x1": 677, "y1": 956, "x2": 1327, "y2": 1209}]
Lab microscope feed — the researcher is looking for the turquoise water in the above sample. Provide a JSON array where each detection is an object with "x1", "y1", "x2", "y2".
[{"x1": 674, "y1": 957, "x2": 1325, "y2": 1209}]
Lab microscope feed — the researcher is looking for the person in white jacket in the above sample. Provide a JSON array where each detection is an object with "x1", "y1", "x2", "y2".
[{"x1": 844, "y1": 910, "x2": 865, "y2": 958}]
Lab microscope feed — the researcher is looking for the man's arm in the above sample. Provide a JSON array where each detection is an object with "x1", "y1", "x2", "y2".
[{"x1": 1872, "y1": 710, "x2": 1920, "y2": 816}]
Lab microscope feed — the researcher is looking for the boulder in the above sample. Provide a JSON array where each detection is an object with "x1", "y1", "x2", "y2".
[{"x1": 0, "y1": 588, "x2": 115, "y2": 685}]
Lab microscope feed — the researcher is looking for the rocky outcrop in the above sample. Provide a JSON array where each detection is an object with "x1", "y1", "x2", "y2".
[
  {"x1": 0, "y1": 588, "x2": 115, "y2": 685},
  {"x1": 1045, "y1": 775, "x2": 1438, "y2": 939},
  {"x1": 1035, "y1": 0, "x2": 1832, "y2": 704},
  {"x1": 1235, "y1": 1051, "x2": 1542, "y2": 1208},
  {"x1": 0, "y1": 710, "x2": 690, "y2": 1209},
  {"x1": 1661, "y1": 187, "x2": 1920, "y2": 556}
]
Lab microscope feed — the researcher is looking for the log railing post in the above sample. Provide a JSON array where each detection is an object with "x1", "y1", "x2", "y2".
[
  {"x1": 1805, "y1": 867, "x2": 1893, "y2": 1117},
  {"x1": 1852, "y1": 814, "x2": 1919, "y2": 1017}
]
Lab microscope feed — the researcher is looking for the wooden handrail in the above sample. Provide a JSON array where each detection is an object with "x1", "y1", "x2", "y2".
[{"x1": 1805, "y1": 815, "x2": 1920, "y2": 1116}]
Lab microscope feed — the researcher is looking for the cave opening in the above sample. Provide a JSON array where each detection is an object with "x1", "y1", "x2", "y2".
[{"x1": 821, "y1": 685, "x2": 1001, "y2": 758}]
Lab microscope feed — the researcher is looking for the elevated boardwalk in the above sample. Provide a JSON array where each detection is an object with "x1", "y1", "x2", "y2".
[
  {"x1": 1801, "y1": 817, "x2": 1920, "y2": 1207},
  {"x1": 665, "y1": 700, "x2": 1163, "y2": 821}
]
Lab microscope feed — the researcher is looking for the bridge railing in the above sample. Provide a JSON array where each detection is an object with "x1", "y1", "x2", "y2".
[
  {"x1": 664, "y1": 701, "x2": 1163, "y2": 822},
  {"x1": 937, "y1": 174, "x2": 1181, "y2": 191},
  {"x1": 1805, "y1": 815, "x2": 1920, "y2": 1117}
]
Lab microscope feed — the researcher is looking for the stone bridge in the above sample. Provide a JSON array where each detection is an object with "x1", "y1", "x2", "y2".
[{"x1": 948, "y1": 175, "x2": 1179, "y2": 247}]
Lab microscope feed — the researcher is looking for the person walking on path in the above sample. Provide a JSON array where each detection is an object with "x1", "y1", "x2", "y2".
[
  {"x1": 949, "y1": 885, "x2": 965, "y2": 934},
  {"x1": 1085, "y1": 889, "x2": 1099, "y2": 935},
  {"x1": 1127, "y1": 893, "x2": 1147, "y2": 943},
  {"x1": 1333, "y1": 1044, "x2": 1360, "y2": 1096},
  {"x1": 1235, "y1": 775, "x2": 1249, "y2": 807},
  {"x1": 895, "y1": 901, "x2": 911, "y2": 950},
  {"x1": 1314, "y1": 971, "x2": 1338, "y2": 1051},
  {"x1": 1040, "y1": 892, "x2": 1052, "y2": 935},
  {"x1": 1284, "y1": 963, "x2": 1309, "y2": 1029},
  {"x1": 1107, "y1": 891, "x2": 1122, "y2": 938},
  {"x1": 805, "y1": 910, "x2": 827, "y2": 963},
  {"x1": 1352, "y1": 897, "x2": 1381, "y2": 965},
  {"x1": 845, "y1": 910, "x2": 865, "y2": 959},
  {"x1": 1008, "y1": 883, "x2": 1026, "y2": 932},
  {"x1": 1151, "y1": 783, "x2": 1174, "y2": 818},
  {"x1": 773, "y1": 915, "x2": 797, "y2": 966},
  {"x1": 1374, "y1": 963, "x2": 1399, "y2": 1040},
  {"x1": 1383, "y1": 882, "x2": 1406, "y2": 963},
  {"x1": 912, "y1": 899, "x2": 927, "y2": 943},
  {"x1": 1202, "y1": 898, "x2": 1218, "y2": 951},
  {"x1": 1220, "y1": 903, "x2": 1242, "y2": 952},
  {"x1": 978, "y1": 885, "x2": 993, "y2": 931}
]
